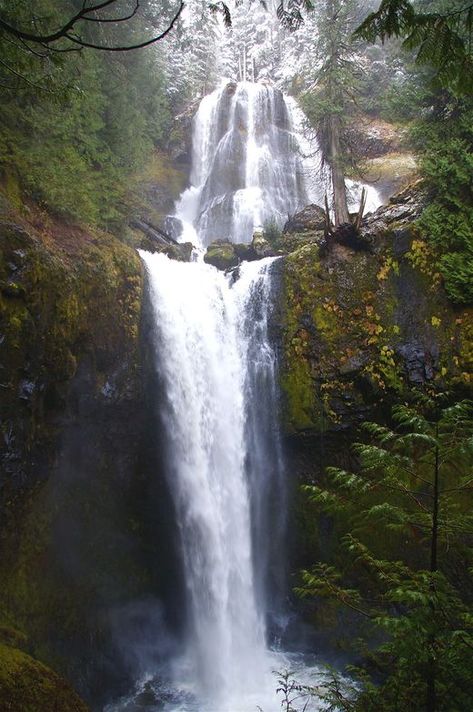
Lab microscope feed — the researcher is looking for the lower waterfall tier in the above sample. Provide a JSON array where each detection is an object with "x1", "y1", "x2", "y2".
[{"x1": 139, "y1": 252, "x2": 286, "y2": 708}]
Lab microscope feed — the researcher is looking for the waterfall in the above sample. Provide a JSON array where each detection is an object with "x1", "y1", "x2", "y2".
[
  {"x1": 176, "y1": 81, "x2": 308, "y2": 247},
  {"x1": 109, "y1": 82, "x2": 328, "y2": 712},
  {"x1": 142, "y1": 252, "x2": 285, "y2": 710}
]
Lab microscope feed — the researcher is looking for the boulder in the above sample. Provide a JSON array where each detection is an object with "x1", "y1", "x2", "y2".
[
  {"x1": 251, "y1": 229, "x2": 273, "y2": 257},
  {"x1": 234, "y1": 242, "x2": 258, "y2": 262},
  {"x1": 204, "y1": 241, "x2": 239, "y2": 271},
  {"x1": 283, "y1": 204, "x2": 326, "y2": 233}
]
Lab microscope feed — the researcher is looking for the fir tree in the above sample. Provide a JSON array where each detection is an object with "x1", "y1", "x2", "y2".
[
  {"x1": 297, "y1": 398, "x2": 473, "y2": 711},
  {"x1": 300, "y1": 0, "x2": 364, "y2": 226}
]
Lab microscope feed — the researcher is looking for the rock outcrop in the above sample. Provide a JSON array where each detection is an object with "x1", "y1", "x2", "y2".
[
  {"x1": 280, "y1": 183, "x2": 472, "y2": 439},
  {"x1": 283, "y1": 204, "x2": 326, "y2": 234},
  {"x1": 278, "y1": 183, "x2": 472, "y2": 598}
]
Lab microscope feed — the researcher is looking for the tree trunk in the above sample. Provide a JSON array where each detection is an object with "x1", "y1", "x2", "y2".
[
  {"x1": 329, "y1": 114, "x2": 350, "y2": 227},
  {"x1": 426, "y1": 428, "x2": 440, "y2": 712}
]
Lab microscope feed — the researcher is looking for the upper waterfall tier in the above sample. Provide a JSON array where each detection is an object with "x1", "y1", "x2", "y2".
[{"x1": 175, "y1": 81, "x2": 309, "y2": 246}]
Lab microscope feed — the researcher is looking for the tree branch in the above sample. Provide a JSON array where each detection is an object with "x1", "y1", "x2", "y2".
[
  {"x1": 0, "y1": 1, "x2": 118, "y2": 44},
  {"x1": 82, "y1": 0, "x2": 141, "y2": 23},
  {"x1": 0, "y1": 0, "x2": 182, "y2": 51},
  {"x1": 64, "y1": 2, "x2": 184, "y2": 51}
]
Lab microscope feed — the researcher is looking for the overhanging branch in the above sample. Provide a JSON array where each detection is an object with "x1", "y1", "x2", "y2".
[{"x1": 0, "y1": 1, "x2": 183, "y2": 50}]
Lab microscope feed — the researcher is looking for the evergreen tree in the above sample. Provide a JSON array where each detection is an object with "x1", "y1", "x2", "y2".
[
  {"x1": 300, "y1": 0, "x2": 364, "y2": 226},
  {"x1": 297, "y1": 399, "x2": 473, "y2": 711},
  {"x1": 355, "y1": 0, "x2": 473, "y2": 96},
  {"x1": 353, "y1": 0, "x2": 473, "y2": 305},
  {"x1": 414, "y1": 92, "x2": 473, "y2": 305},
  {"x1": 0, "y1": 1, "x2": 172, "y2": 228}
]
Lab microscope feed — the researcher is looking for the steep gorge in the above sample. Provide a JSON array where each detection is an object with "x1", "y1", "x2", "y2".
[{"x1": 0, "y1": 83, "x2": 471, "y2": 711}]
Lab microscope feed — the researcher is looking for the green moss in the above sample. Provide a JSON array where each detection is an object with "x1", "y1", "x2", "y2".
[
  {"x1": 204, "y1": 243, "x2": 239, "y2": 270},
  {"x1": 281, "y1": 363, "x2": 319, "y2": 432},
  {"x1": 0, "y1": 643, "x2": 89, "y2": 712},
  {"x1": 280, "y1": 223, "x2": 472, "y2": 435},
  {"x1": 2, "y1": 170, "x2": 23, "y2": 213},
  {"x1": 0, "y1": 219, "x2": 144, "y2": 684},
  {"x1": 453, "y1": 311, "x2": 473, "y2": 387},
  {"x1": 313, "y1": 302, "x2": 339, "y2": 343}
]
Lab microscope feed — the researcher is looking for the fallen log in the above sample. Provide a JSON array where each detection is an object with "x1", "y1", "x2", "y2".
[{"x1": 130, "y1": 218, "x2": 180, "y2": 247}]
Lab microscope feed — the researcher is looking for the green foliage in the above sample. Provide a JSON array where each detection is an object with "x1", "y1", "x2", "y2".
[
  {"x1": 355, "y1": 0, "x2": 473, "y2": 95},
  {"x1": 296, "y1": 398, "x2": 473, "y2": 711},
  {"x1": 274, "y1": 669, "x2": 316, "y2": 712},
  {"x1": 0, "y1": 1, "x2": 172, "y2": 228},
  {"x1": 263, "y1": 217, "x2": 282, "y2": 243},
  {"x1": 353, "y1": 0, "x2": 473, "y2": 305},
  {"x1": 413, "y1": 95, "x2": 473, "y2": 304},
  {"x1": 301, "y1": 0, "x2": 363, "y2": 171}
]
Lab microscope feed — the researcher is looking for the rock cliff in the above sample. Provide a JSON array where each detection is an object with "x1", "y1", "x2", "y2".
[
  {"x1": 277, "y1": 184, "x2": 472, "y2": 577},
  {"x1": 0, "y1": 205, "x2": 169, "y2": 708}
]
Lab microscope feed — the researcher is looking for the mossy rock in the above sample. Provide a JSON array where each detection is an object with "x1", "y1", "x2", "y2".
[
  {"x1": 280, "y1": 191, "x2": 472, "y2": 436},
  {"x1": 204, "y1": 242, "x2": 239, "y2": 270},
  {"x1": 0, "y1": 643, "x2": 89, "y2": 712}
]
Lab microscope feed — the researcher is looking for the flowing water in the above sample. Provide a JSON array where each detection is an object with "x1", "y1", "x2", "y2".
[
  {"x1": 107, "y1": 254, "x2": 322, "y2": 712},
  {"x1": 176, "y1": 81, "x2": 308, "y2": 246},
  {"x1": 145, "y1": 254, "x2": 270, "y2": 704},
  {"x1": 109, "y1": 81, "x2": 373, "y2": 711},
  {"x1": 141, "y1": 254, "x2": 299, "y2": 711}
]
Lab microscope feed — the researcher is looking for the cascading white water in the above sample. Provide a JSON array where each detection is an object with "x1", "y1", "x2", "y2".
[
  {"x1": 109, "y1": 82, "x2": 334, "y2": 712},
  {"x1": 141, "y1": 252, "x2": 290, "y2": 711},
  {"x1": 176, "y1": 81, "x2": 308, "y2": 246}
]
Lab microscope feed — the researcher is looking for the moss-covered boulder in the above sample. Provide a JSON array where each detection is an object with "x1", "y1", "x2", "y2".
[
  {"x1": 0, "y1": 642, "x2": 89, "y2": 712},
  {"x1": 204, "y1": 241, "x2": 239, "y2": 270}
]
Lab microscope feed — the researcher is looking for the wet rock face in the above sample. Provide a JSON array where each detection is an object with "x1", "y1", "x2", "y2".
[
  {"x1": 165, "y1": 216, "x2": 185, "y2": 242},
  {"x1": 280, "y1": 183, "x2": 473, "y2": 594},
  {"x1": 0, "y1": 219, "x2": 168, "y2": 707},
  {"x1": 0, "y1": 221, "x2": 143, "y2": 510},
  {"x1": 279, "y1": 183, "x2": 472, "y2": 441}
]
